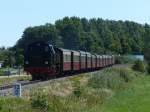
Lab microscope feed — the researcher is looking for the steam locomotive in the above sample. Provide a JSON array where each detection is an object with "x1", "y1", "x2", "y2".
[{"x1": 24, "y1": 41, "x2": 115, "y2": 80}]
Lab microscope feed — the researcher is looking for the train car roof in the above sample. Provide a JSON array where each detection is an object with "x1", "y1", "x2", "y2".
[
  {"x1": 71, "y1": 50, "x2": 79, "y2": 53},
  {"x1": 79, "y1": 50, "x2": 86, "y2": 54},
  {"x1": 71, "y1": 50, "x2": 80, "y2": 55},
  {"x1": 102, "y1": 55, "x2": 106, "y2": 58},
  {"x1": 95, "y1": 54, "x2": 100, "y2": 57},
  {"x1": 91, "y1": 54, "x2": 96, "y2": 56},
  {"x1": 86, "y1": 52, "x2": 91, "y2": 55},
  {"x1": 85, "y1": 52, "x2": 91, "y2": 57},
  {"x1": 98, "y1": 55, "x2": 103, "y2": 57},
  {"x1": 79, "y1": 51, "x2": 87, "y2": 56},
  {"x1": 58, "y1": 48, "x2": 71, "y2": 52},
  {"x1": 57, "y1": 48, "x2": 72, "y2": 55},
  {"x1": 91, "y1": 54, "x2": 97, "y2": 58}
]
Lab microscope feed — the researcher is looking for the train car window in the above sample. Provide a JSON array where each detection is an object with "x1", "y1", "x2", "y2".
[
  {"x1": 66, "y1": 55, "x2": 68, "y2": 62},
  {"x1": 64, "y1": 54, "x2": 70, "y2": 62},
  {"x1": 63, "y1": 54, "x2": 66, "y2": 62},
  {"x1": 69, "y1": 54, "x2": 71, "y2": 62},
  {"x1": 83, "y1": 56, "x2": 86, "y2": 62},
  {"x1": 74, "y1": 55, "x2": 76, "y2": 62},
  {"x1": 77, "y1": 55, "x2": 80, "y2": 62},
  {"x1": 67, "y1": 55, "x2": 69, "y2": 61}
]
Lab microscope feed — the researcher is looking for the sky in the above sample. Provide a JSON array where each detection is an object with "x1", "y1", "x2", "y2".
[{"x1": 0, "y1": 0, "x2": 149, "y2": 47}]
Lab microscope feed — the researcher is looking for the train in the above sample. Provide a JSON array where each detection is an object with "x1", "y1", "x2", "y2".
[{"x1": 24, "y1": 41, "x2": 115, "y2": 80}]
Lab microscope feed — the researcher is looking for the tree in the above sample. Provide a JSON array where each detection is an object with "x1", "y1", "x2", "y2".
[
  {"x1": 15, "y1": 17, "x2": 147, "y2": 57},
  {"x1": 16, "y1": 24, "x2": 62, "y2": 49}
]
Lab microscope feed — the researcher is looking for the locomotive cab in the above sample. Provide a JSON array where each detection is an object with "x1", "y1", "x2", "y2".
[
  {"x1": 24, "y1": 41, "x2": 56, "y2": 79},
  {"x1": 24, "y1": 42, "x2": 55, "y2": 66}
]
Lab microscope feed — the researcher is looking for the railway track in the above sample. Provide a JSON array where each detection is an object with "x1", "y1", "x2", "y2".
[{"x1": 0, "y1": 64, "x2": 130, "y2": 92}]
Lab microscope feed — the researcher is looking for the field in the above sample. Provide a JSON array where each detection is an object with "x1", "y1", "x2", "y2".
[{"x1": 0, "y1": 66, "x2": 149, "y2": 112}]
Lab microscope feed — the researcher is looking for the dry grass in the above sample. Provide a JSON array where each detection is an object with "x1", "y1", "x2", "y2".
[
  {"x1": 0, "y1": 67, "x2": 141, "y2": 112},
  {"x1": 0, "y1": 75, "x2": 31, "y2": 86}
]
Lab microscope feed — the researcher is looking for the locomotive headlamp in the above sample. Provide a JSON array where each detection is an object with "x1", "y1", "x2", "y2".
[{"x1": 45, "y1": 61, "x2": 49, "y2": 64}]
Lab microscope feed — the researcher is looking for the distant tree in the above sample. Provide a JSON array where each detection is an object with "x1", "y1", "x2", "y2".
[
  {"x1": 14, "y1": 48, "x2": 24, "y2": 66},
  {"x1": 14, "y1": 17, "x2": 148, "y2": 62},
  {"x1": 16, "y1": 24, "x2": 62, "y2": 49},
  {"x1": 81, "y1": 18, "x2": 90, "y2": 32},
  {"x1": 143, "y1": 24, "x2": 150, "y2": 73},
  {"x1": 0, "y1": 49, "x2": 15, "y2": 67},
  {"x1": 55, "y1": 17, "x2": 83, "y2": 50}
]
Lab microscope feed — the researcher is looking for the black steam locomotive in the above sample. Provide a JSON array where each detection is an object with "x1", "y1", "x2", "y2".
[{"x1": 24, "y1": 41, "x2": 115, "y2": 80}]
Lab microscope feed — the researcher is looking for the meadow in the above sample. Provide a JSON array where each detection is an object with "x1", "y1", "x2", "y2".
[{"x1": 0, "y1": 66, "x2": 149, "y2": 112}]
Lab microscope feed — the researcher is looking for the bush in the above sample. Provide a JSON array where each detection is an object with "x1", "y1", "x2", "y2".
[
  {"x1": 0, "y1": 69, "x2": 4, "y2": 76},
  {"x1": 115, "y1": 56, "x2": 134, "y2": 64},
  {"x1": 115, "y1": 56, "x2": 122, "y2": 64},
  {"x1": 0, "y1": 102, "x2": 2, "y2": 111},
  {"x1": 88, "y1": 68, "x2": 133, "y2": 90},
  {"x1": 31, "y1": 91, "x2": 49, "y2": 111},
  {"x1": 73, "y1": 86, "x2": 82, "y2": 98},
  {"x1": 132, "y1": 60, "x2": 145, "y2": 72},
  {"x1": 146, "y1": 61, "x2": 150, "y2": 74},
  {"x1": 119, "y1": 68, "x2": 131, "y2": 82}
]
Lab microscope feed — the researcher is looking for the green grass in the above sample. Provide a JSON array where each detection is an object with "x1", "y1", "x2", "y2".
[
  {"x1": 0, "y1": 97, "x2": 33, "y2": 112},
  {"x1": 88, "y1": 68, "x2": 135, "y2": 90},
  {"x1": 0, "y1": 67, "x2": 150, "y2": 112},
  {"x1": 0, "y1": 68, "x2": 5, "y2": 76},
  {"x1": 98, "y1": 74, "x2": 150, "y2": 112},
  {"x1": 28, "y1": 68, "x2": 138, "y2": 111},
  {"x1": 0, "y1": 68, "x2": 31, "y2": 86},
  {"x1": 0, "y1": 68, "x2": 16, "y2": 76},
  {"x1": 0, "y1": 76, "x2": 31, "y2": 86}
]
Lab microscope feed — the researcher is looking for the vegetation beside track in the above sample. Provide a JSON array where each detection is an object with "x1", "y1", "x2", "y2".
[
  {"x1": 99, "y1": 74, "x2": 150, "y2": 112},
  {"x1": 0, "y1": 65, "x2": 149, "y2": 112},
  {"x1": 0, "y1": 76, "x2": 31, "y2": 86}
]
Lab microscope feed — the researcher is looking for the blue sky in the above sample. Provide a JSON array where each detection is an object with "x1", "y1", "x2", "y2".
[{"x1": 0, "y1": 0, "x2": 149, "y2": 47}]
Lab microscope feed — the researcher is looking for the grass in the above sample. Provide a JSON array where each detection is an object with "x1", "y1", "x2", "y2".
[
  {"x1": 98, "y1": 74, "x2": 150, "y2": 112},
  {"x1": 0, "y1": 76, "x2": 31, "y2": 86},
  {"x1": 0, "y1": 97, "x2": 32, "y2": 112},
  {"x1": 0, "y1": 67, "x2": 150, "y2": 112},
  {"x1": 0, "y1": 67, "x2": 31, "y2": 86},
  {"x1": 0, "y1": 68, "x2": 18, "y2": 76},
  {"x1": 88, "y1": 68, "x2": 134, "y2": 90},
  {"x1": 0, "y1": 68, "x2": 6, "y2": 76}
]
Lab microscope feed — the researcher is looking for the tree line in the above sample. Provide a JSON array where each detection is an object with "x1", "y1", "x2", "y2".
[
  {"x1": 15, "y1": 17, "x2": 147, "y2": 54},
  {"x1": 1, "y1": 17, "x2": 150, "y2": 67}
]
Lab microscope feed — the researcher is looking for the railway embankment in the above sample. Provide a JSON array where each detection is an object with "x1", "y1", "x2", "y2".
[{"x1": 0, "y1": 64, "x2": 149, "y2": 112}]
